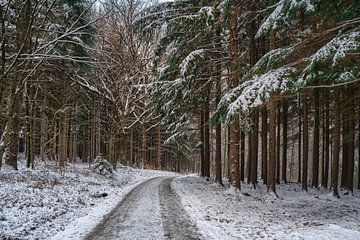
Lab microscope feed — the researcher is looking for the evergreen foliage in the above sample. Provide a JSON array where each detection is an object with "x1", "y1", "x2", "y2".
[{"x1": 91, "y1": 154, "x2": 115, "y2": 178}]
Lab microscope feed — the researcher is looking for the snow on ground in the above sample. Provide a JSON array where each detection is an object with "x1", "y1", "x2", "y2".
[
  {"x1": 0, "y1": 157, "x2": 176, "y2": 240},
  {"x1": 173, "y1": 176, "x2": 360, "y2": 240}
]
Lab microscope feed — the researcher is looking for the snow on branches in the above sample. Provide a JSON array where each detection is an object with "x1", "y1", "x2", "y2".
[
  {"x1": 308, "y1": 30, "x2": 360, "y2": 70},
  {"x1": 219, "y1": 67, "x2": 297, "y2": 123},
  {"x1": 257, "y1": 0, "x2": 318, "y2": 37},
  {"x1": 253, "y1": 47, "x2": 294, "y2": 73},
  {"x1": 179, "y1": 49, "x2": 205, "y2": 77}
]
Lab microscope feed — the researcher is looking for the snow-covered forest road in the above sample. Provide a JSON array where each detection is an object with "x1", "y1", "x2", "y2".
[{"x1": 85, "y1": 177, "x2": 201, "y2": 240}]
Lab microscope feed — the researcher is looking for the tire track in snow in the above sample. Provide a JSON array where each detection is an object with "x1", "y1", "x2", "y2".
[
  {"x1": 85, "y1": 177, "x2": 164, "y2": 240},
  {"x1": 159, "y1": 177, "x2": 202, "y2": 240}
]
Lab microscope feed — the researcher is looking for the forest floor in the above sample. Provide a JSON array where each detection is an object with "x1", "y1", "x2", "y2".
[
  {"x1": 174, "y1": 176, "x2": 360, "y2": 240},
  {"x1": 0, "y1": 157, "x2": 176, "y2": 240},
  {"x1": 2, "y1": 160, "x2": 360, "y2": 240}
]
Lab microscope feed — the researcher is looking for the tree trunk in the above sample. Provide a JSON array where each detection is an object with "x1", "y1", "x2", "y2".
[
  {"x1": 358, "y1": 108, "x2": 360, "y2": 189},
  {"x1": 247, "y1": 130, "x2": 252, "y2": 184},
  {"x1": 229, "y1": 116, "x2": 240, "y2": 188},
  {"x1": 204, "y1": 105, "x2": 210, "y2": 178},
  {"x1": 331, "y1": 88, "x2": 341, "y2": 198},
  {"x1": 302, "y1": 94, "x2": 309, "y2": 191},
  {"x1": 200, "y1": 112, "x2": 205, "y2": 176},
  {"x1": 59, "y1": 115, "x2": 66, "y2": 168},
  {"x1": 276, "y1": 103, "x2": 281, "y2": 183},
  {"x1": 25, "y1": 84, "x2": 34, "y2": 168},
  {"x1": 261, "y1": 107, "x2": 268, "y2": 184},
  {"x1": 312, "y1": 89, "x2": 320, "y2": 188},
  {"x1": 240, "y1": 130, "x2": 245, "y2": 181},
  {"x1": 215, "y1": 123, "x2": 222, "y2": 184},
  {"x1": 156, "y1": 124, "x2": 161, "y2": 170},
  {"x1": 267, "y1": 97, "x2": 277, "y2": 195},
  {"x1": 141, "y1": 124, "x2": 147, "y2": 168},
  {"x1": 228, "y1": 0, "x2": 240, "y2": 189},
  {"x1": 341, "y1": 90, "x2": 348, "y2": 188},
  {"x1": 214, "y1": 19, "x2": 222, "y2": 184},
  {"x1": 346, "y1": 88, "x2": 355, "y2": 193},
  {"x1": 298, "y1": 93, "x2": 302, "y2": 183},
  {"x1": 250, "y1": 110, "x2": 259, "y2": 187},
  {"x1": 282, "y1": 101, "x2": 288, "y2": 183},
  {"x1": 322, "y1": 89, "x2": 330, "y2": 188}
]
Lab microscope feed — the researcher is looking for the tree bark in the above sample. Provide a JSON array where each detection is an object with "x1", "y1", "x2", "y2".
[
  {"x1": 228, "y1": 0, "x2": 240, "y2": 189},
  {"x1": 141, "y1": 124, "x2": 147, "y2": 168},
  {"x1": 215, "y1": 122, "x2": 222, "y2": 184},
  {"x1": 358, "y1": 108, "x2": 360, "y2": 190},
  {"x1": 346, "y1": 87, "x2": 355, "y2": 192},
  {"x1": 331, "y1": 88, "x2": 341, "y2": 198},
  {"x1": 358, "y1": 107, "x2": 360, "y2": 189},
  {"x1": 298, "y1": 93, "x2": 302, "y2": 183},
  {"x1": 261, "y1": 107, "x2": 268, "y2": 184},
  {"x1": 276, "y1": 103, "x2": 281, "y2": 184},
  {"x1": 240, "y1": 130, "x2": 245, "y2": 181},
  {"x1": 341, "y1": 90, "x2": 348, "y2": 188},
  {"x1": 156, "y1": 124, "x2": 161, "y2": 170},
  {"x1": 322, "y1": 89, "x2": 330, "y2": 188},
  {"x1": 200, "y1": 112, "x2": 205, "y2": 176},
  {"x1": 250, "y1": 110, "x2": 259, "y2": 187},
  {"x1": 267, "y1": 97, "x2": 277, "y2": 195},
  {"x1": 282, "y1": 101, "x2": 288, "y2": 183},
  {"x1": 215, "y1": 81, "x2": 222, "y2": 184},
  {"x1": 247, "y1": 130, "x2": 252, "y2": 184},
  {"x1": 302, "y1": 94, "x2": 309, "y2": 191},
  {"x1": 204, "y1": 105, "x2": 210, "y2": 178},
  {"x1": 312, "y1": 88, "x2": 320, "y2": 188}
]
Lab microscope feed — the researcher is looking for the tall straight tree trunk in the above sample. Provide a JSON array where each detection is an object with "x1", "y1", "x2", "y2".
[
  {"x1": 240, "y1": 130, "x2": 245, "y2": 181},
  {"x1": 302, "y1": 94, "x2": 309, "y2": 191},
  {"x1": 95, "y1": 106, "x2": 101, "y2": 157},
  {"x1": 204, "y1": 104, "x2": 210, "y2": 178},
  {"x1": 3, "y1": 0, "x2": 32, "y2": 170},
  {"x1": 141, "y1": 124, "x2": 147, "y2": 168},
  {"x1": 323, "y1": 89, "x2": 330, "y2": 188},
  {"x1": 130, "y1": 129, "x2": 134, "y2": 166},
  {"x1": 156, "y1": 124, "x2": 161, "y2": 170},
  {"x1": 312, "y1": 89, "x2": 320, "y2": 188},
  {"x1": 267, "y1": 97, "x2": 277, "y2": 196},
  {"x1": 90, "y1": 107, "x2": 95, "y2": 161},
  {"x1": 247, "y1": 130, "x2": 252, "y2": 184},
  {"x1": 59, "y1": 114, "x2": 67, "y2": 168},
  {"x1": 228, "y1": 0, "x2": 240, "y2": 189},
  {"x1": 40, "y1": 83, "x2": 48, "y2": 161},
  {"x1": 341, "y1": 90, "x2": 348, "y2": 188},
  {"x1": 215, "y1": 73, "x2": 222, "y2": 184},
  {"x1": 276, "y1": 103, "x2": 281, "y2": 183},
  {"x1": 358, "y1": 108, "x2": 360, "y2": 190},
  {"x1": 321, "y1": 90, "x2": 325, "y2": 186},
  {"x1": 215, "y1": 122, "x2": 222, "y2": 184},
  {"x1": 282, "y1": 101, "x2": 288, "y2": 183},
  {"x1": 261, "y1": 107, "x2": 268, "y2": 184},
  {"x1": 298, "y1": 93, "x2": 302, "y2": 183},
  {"x1": 331, "y1": 88, "x2": 341, "y2": 198},
  {"x1": 25, "y1": 83, "x2": 34, "y2": 168},
  {"x1": 250, "y1": 110, "x2": 259, "y2": 187},
  {"x1": 346, "y1": 88, "x2": 355, "y2": 193},
  {"x1": 200, "y1": 112, "x2": 205, "y2": 176}
]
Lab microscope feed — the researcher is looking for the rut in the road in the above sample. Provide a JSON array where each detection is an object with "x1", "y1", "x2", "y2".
[
  {"x1": 85, "y1": 177, "x2": 164, "y2": 240},
  {"x1": 84, "y1": 177, "x2": 201, "y2": 240},
  {"x1": 159, "y1": 177, "x2": 202, "y2": 240}
]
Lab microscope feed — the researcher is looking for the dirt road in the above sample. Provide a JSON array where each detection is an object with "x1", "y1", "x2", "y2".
[{"x1": 85, "y1": 177, "x2": 201, "y2": 240}]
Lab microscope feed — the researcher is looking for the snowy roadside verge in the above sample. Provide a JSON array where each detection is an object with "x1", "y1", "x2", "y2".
[
  {"x1": 0, "y1": 159, "x2": 176, "y2": 240},
  {"x1": 173, "y1": 176, "x2": 360, "y2": 240}
]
